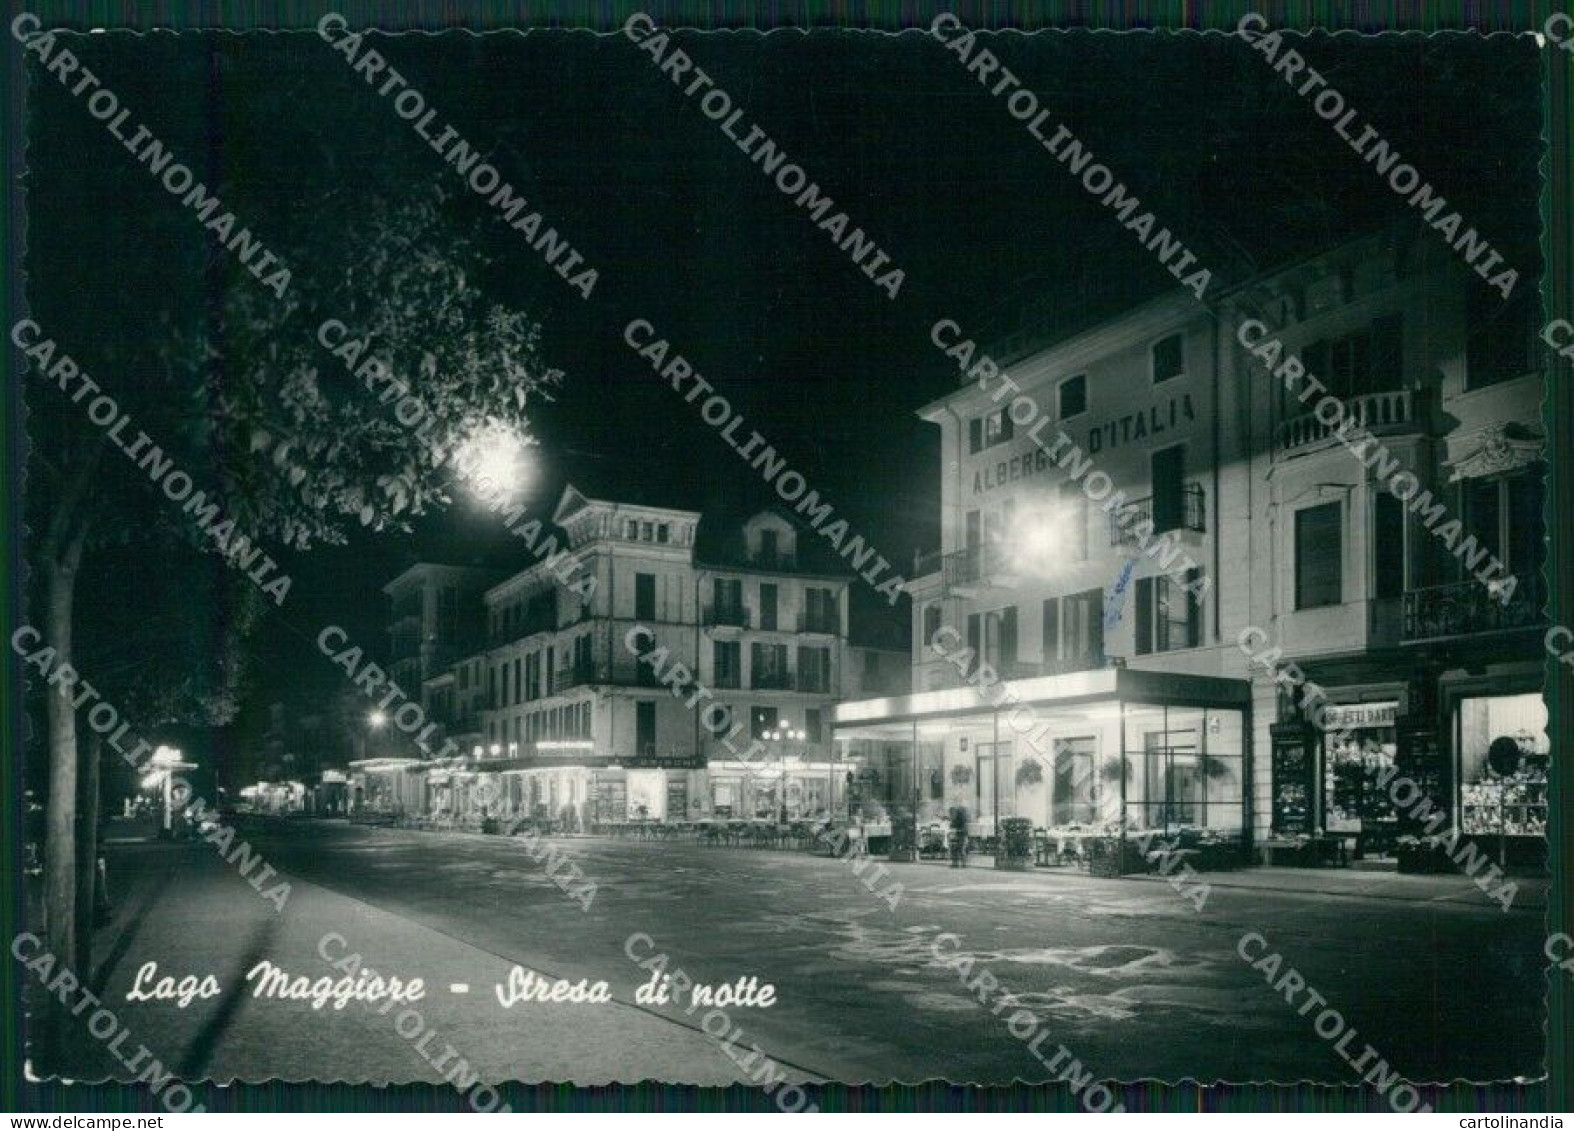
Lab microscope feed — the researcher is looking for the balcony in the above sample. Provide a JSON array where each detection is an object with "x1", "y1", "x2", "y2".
[
  {"x1": 941, "y1": 546, "x2": 988, "y2": 596},
  {"x1": 552, "y1": 661, "x2": 599, "y2": 694},
  {"x1": 796, "y1": 670, "x2": 832, "y2": 694},
  {"x1": 1275, "y1": 390, "x2": 1416, "y2": 456},
  {"x1": 705, "y1": 604, "x2": 751, "y2": 629},
  {"x1": 1039, "y1": 651, "x2": 1107, "y2": 677},
  {"x1": 1109, "y1": 483, "x2": 1205, "y2": 546},
  {"x1": 797, "y1": 611, "x2": 841, "y2": 635},
  {"x1": 489, "y1": 616, "x2": 558, "y2": 647},
  {"x1": 995, "y1": 653, "x2": 1106, "y2": 679},
  {"x1": 1401, "y1": 574, "x2": 1546, "y2": 643}
]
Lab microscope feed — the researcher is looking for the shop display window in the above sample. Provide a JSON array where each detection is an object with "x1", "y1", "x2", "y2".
[{"x1": 1458, "y1": 692, "x2": 1548, "y2": 838}]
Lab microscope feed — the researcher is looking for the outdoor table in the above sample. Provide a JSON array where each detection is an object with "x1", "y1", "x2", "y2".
[
  {"x1": 1041, "y1": 829, "x2": 1097, "y2": 869},
  {"x1": 1316, "y1": 833, "x2": 1353, "y2": 867}
]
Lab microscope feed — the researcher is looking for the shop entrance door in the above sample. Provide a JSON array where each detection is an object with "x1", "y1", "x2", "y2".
[
  {"x1": 665, "y1": 778, "x2": 688, "y2": 822},
  {"x1": 976, "y1": 742, "x2": 1015, "y2": 833},
  {"x1": 1142, "y1": 729, "x2": 1201, "y2": 833},
  {"x1": 593, "y1": 779, "x2": 627, "y2": 824}
]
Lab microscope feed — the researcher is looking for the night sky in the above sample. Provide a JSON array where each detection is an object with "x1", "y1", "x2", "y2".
[{"x1": 22, "y1": 26, "x2": 1544, "y2": 747}]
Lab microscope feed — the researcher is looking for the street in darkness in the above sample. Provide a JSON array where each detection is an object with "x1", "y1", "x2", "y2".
[{"x1": 75, "y1": 822, "x2": 1544, "y2": 1088}]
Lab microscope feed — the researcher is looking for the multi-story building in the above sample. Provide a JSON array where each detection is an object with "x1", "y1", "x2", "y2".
[
  {"x1": 379, "y1": 562, "x2": 499, "y2": 761},
  {"x1": 383, "y1": 562, "x2": 500, "y2": 692},
  {"x1": 837, "y1": 225, "x2": 1545, "y2": 864},
  {"x1": 1227, "y1": 230, "x2": 1545, "y2": 864},
  {"x1": 386, "y1": 483, "x2": 902, "y2": 828}
]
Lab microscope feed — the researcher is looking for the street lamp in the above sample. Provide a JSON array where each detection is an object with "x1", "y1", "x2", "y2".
[
  {"x1": 148, "y1": 745, "x2": 184, "y2": 833},
  {"x1": 1000, "y1": 499, "x2": 1074, "y2": 581},
  {"x1": 765, "y1": 721, "x2": 806, "y2": 824},
  {"x1": 454, "y1": 421, "x2": 530, "y2": 504}
]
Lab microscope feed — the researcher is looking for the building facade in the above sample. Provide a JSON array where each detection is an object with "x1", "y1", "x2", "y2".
[
  {"x1": 839, "y1": 227, "x2": 1545, "y2": 864},
  {"x1": 366, "y1": 485, "x2": 905, "y2": 828}
]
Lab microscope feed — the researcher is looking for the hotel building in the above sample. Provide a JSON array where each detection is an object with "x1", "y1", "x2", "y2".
[
  {"x1": 836, "y1": 226, "x2": 1546, "y2": 865},
  {"x1": 358, "y1": 483, "x2": 905, "y2": 826}
]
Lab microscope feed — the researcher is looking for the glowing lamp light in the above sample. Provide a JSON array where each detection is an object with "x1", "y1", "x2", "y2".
[
  {"x1": 367, "y1": 710, "x2": 387, "y2": 729},
  {"x1": 455, "y1": 421, "x2": 530, "y2": 502},
  {"x1": 150, "y1": 745, "x2": 183, "y2": 767},
  {"x1": 1001, "y1": 501, "x2": 1072, "y2": 579}
]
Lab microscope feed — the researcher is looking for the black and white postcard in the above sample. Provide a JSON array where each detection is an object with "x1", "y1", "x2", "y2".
[{"x1": 7, "y1": 9, "x2": 1570, "y2": 1118}]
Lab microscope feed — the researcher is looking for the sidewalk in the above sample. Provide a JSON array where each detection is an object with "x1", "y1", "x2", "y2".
[
  {"x1": 65, "y1": 841, "x2": 774, "y2": 1087},
  {"x1": 898, "y1": 853, "x2": 1547, "y2": 910}
]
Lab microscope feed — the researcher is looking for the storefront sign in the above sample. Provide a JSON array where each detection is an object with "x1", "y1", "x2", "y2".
[
  {"x1": 971, "y1": 393, "x2": 1198, "y2": 496},
  {"x1": 1322, "y1": 702, "x2": 1397, "y2": 730},
  {"x1": 626, "y1": 749, "x2": 705, "y2": 770}
]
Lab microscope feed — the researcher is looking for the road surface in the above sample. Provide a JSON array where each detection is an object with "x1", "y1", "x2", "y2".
[{"x1": 76, "y1": 820, "x2": 1544, "y2": 1088}]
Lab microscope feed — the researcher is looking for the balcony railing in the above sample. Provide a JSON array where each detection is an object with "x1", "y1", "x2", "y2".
[
  {"x1": 797, "y1": 611, "x2": 841, "y2": 634},
  {"x1": 1040, "y1": 651, "x2": 1107, "y2": 677},
  {"x1": 916, "y1": 650, "x2": 1105, "y2": 691},
  {"x1": 705, "y1": 604, "x2": 751, "y2": 628},
  {"x1": 751, "y1": 670, "x2": 795, "y2": 691},
  {"x1": 1276, "y1": 389, "x2": 1415, "y2": 455},
  {"x1": 1402, "y1": 574, "x2": 1545, "y2": 642},
  {"x1": 942, "y1": 546, "x2": 987, "y2": 592},
  {"x1": 994, "y1": 653, "x2": 1106, "y2": 679},
  {"x1": 489, "y1": 616, "x2": 559, "y2": 646},
  {"x1": 552, "y1": 661, "x2": 599, "y2": 694},
  {"x1": 1109, "y1": 483, "x2": 1205, "y2": 545},
  {"x1": 796, "y1": 670, "x2": 832, "y2": 694}
]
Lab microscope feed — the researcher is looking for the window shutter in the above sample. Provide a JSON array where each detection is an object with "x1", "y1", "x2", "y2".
[
  {"x1": 1151, "y1": 447, "x2": 1185, "y2": 533},
  {"x1": 1295, "y1": 503, "x2": 1343, "y2": 608},
  {"x1": 1001, "y1": 607, "x2": 1018, "y2": 667},
  {"x1": 1041, "y1": 599, "x2": 1059, "y2": 663},
  {"x1": 1135, "y1": 578, "x2": 1154, "y2": 655},
  {"x1": 1371, "y1": 314, "x2": 1403, "y2": 391},
  {"x1": 1086, "y1": 589, "x2": 1105, "y2": 661},
  {"x1": 1186, "y1": 569, "x2": 1203, "y2": 647},
  {"x1": 1374, "y1": 493, "x2": 1405, "y2": 599}
]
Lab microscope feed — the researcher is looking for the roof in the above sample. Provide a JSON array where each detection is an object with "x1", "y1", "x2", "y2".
[{"x1": 382, "y1": 561, "x2": 505, "y2": 595}]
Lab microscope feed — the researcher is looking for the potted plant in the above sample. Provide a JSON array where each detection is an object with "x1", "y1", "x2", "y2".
[
  {"x1": 949, "y1": 765, "x2": 973, "y2": 787},
  {"x1": 1016, "y1": 760, "x2": 1045, "y2": 789}
]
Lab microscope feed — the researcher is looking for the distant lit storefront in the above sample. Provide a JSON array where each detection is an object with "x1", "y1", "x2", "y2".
[
  {"x1": 707, "y1": 757, "x2": 845, "y2": 821},
  {"x1": 835, "y1": 668, "x2": 1250, "y2": 848},
  {"x1": 348, "y1": 757, "x2": 425, "y2": 815}
]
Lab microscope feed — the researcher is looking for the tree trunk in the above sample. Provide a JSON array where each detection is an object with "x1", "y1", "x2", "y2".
[
  {"x1": 74, "y1": 731, "x2": 102, "y2": 976},
  {"x1": 43, "y1": 555, "x2": 79, "y2": 977}
]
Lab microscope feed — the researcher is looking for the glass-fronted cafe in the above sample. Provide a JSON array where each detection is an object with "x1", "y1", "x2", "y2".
[{"x1": 834, "y1": 667, "x2": 1251, "y2": 851}]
